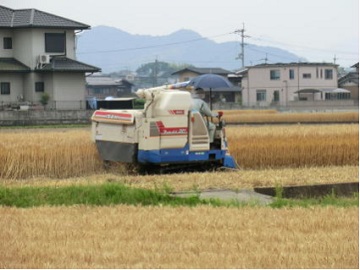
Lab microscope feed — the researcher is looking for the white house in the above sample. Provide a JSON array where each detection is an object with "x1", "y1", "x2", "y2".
[
  {"x1": 0, "y1": 5, "x2": 100, "y2": 110},
  {"x1": 238, "y1": 62, "x2": 349, "y2": 107}
]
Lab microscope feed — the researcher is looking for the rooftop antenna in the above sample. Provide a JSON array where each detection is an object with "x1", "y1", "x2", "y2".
[{"x1": 259, "y1": 53, "x2": 268, "y2": 64}]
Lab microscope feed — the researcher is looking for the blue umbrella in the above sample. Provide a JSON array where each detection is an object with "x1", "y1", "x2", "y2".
[
  {"x1": 187, "y1": 74, "x2": 233, "y2": 109},
  {"x1": 187, "y1": 74, "x2": 233, "y2": 89}
]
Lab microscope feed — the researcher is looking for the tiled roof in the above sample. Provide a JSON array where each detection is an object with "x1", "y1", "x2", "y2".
[
  {"x1": 251, "y1": 62, "x2": 337, "y2": 68},
  {"x1": 0, "y1": 58, "x2": 31, "y2": 72},
  {"x1": 36, "y1": 57, "x2": 101, "y2": 73},
  {"x1": 0, "y1": 5, "x2": 89, "y2": 29},
  {"x1": 172, "y1": 67, "x2": 231, "y2": 76},
  {"x1": 338, "y1": 72, "x2": 359, "y2": 86}
]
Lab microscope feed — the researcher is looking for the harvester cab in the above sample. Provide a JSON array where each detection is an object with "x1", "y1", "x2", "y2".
[{"x1": 91, "y1": 85, "x2": 237, "y2": 173}]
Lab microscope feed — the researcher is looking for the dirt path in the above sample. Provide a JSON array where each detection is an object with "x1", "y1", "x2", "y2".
[{"x1": 172, "y1": 189, "x2": 274, "y2": 205}]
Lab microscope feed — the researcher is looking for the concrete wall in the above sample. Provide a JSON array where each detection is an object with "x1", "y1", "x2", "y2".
[{"x1": 0, "y1": 110, "x2": 94, "y2": 126}]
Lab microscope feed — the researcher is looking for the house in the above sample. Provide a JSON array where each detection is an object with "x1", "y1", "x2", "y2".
[
  {"x1": 172, "y1": 66, "x2": 241, "y2": 105},
  {"x1": 338, "y1": 63, "x2": 359, "y2": 101},
  {"x1": 86, "y1": 76, "x2": 134, "y2": 99},
  {"x1": 238, "y1": 62, "x2": 351, "y2": 107},
  {"x1": 0, "y1": 5, "x2": 100, "y2": 110},
  {"x1": 172, "y1": 67, "x2": 231, "y2": 82}
]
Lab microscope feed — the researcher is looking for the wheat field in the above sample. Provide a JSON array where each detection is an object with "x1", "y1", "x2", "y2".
[
  {"x1": 220, "y1": 110, "x2": 358, "y2": 123},
  {"x1": 227, "y1": 124, "x2": 359, "y2": 169},
  {"x1": 0, "y1": 205, "x2": 357, "y2": 269},
  {"x1": 0, "y1": 123, "x2": 358, "y2": 269},
  {"x1": 0, "y1": 124, "x2": 358, "y2": 179}
]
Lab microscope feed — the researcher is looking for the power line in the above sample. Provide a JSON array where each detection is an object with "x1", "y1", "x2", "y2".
[
  {"x1": 249, "y1": 36, "x2": 358, "y2": 56},
  {"x1": 77, "y1": 32, "x2": 232, "y2": 55}
]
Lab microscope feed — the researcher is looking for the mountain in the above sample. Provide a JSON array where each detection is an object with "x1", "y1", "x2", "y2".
[{"x1": 76, "y1": 25, "x2": 305, "y2": 73}]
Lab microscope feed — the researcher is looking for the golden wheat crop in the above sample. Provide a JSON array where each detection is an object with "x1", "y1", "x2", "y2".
[
  {"x1": 0, "y1": 129, "x2": 103, "y2": 179},
  {"x1": 219, "y1": 110, "x2": 358, "y2": 123},
  {"x1": 0, "y1": 124, "x2": 358, "y2": 179},
  {"x1": 227, "y1": 124, "x2": 359, "y2": 169},
  {"x1": 0, "y1": 205, "x2": 357, "y2": 269}
]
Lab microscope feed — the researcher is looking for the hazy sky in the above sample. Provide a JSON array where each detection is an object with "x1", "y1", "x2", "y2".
[{"x1": 2, "y1": 0, "x2": 359, "y2": 67}]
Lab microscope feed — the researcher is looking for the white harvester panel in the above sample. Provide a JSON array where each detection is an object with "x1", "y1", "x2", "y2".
[
  {"x1": 138, "y1": 89, "x2": 192, "y2": 151},
  {"x1": 153, "y1": 90, "x2": 192, "y2": 116},
  {"x1": 91, "y1": 110, "x2": 142, "y2": 162}
]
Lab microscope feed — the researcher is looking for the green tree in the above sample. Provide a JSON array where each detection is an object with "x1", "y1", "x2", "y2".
[{"x1": 40, "y1": 92, "x2": 49, "y2": 106}]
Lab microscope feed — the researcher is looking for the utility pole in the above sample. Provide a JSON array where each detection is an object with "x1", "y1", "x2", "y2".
[
  {"x1": 153, "y1": 58, "x2": 158, "y2": 87},
  {"x1": 234, "y1": 23, "x2": 249, "y2": 68}
]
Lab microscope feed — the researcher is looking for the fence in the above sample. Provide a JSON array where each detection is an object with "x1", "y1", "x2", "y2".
[{"x1": 0, "y1": 110, "x2": 94, "y2": 126}]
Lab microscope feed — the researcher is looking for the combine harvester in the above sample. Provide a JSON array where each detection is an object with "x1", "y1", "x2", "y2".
[{"x1": 91, "y1": 84, "x2": 237, "y2": 173}]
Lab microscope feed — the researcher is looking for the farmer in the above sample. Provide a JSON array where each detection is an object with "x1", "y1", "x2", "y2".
[{"x1": 191, "y1": 88, "x2": 223, "y2": 143}]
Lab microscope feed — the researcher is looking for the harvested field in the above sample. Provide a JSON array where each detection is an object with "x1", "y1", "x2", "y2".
[
  {"x1": 0, "y1": 124, "x2": 358, "y2": 179},
  {"x1": 2, "y1": 166, "x2": 358, "y2": 192},
  {"x1": 0, "y1": 205, "x2": 357, "y2": 269}
]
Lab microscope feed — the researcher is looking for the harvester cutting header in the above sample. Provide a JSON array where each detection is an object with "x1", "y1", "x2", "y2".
[{"x1": 91, "y1": 76, "x2": 237, "y2": 173}]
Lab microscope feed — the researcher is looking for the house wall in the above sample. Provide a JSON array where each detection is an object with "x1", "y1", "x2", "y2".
[
  {"x1": 52, "y1": 73, "x2": 86, "y2": 109},
  {"x1": 177, "y1": 71, "x2": 198, "y2": 82},
  {"x1": 0, "y1": 73, "x2": 24, "y2": 104},
  {"x1": 340, "y1": 82, "x2": 359, "y2": 100},
  {"x1": 242, "y1": 64, "x2": 338, "y2": 107},
  {"x1": 12, "y1": 29, "x2": 76, "y2": 69},
  {"x1": 12, "y1": 29, "x2": 34, "y2": 67}
]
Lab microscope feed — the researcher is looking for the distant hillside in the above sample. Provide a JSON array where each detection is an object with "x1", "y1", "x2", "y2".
[{"x1": 76, "y1": 25, "x2": 305, "y2": 73}]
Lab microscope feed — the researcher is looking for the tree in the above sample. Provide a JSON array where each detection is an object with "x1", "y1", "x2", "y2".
[
  {"x1": 40, "y1": 92, "x2": 49, "y2": 106},
  {"x1": 136, "y1": 61, "x2": 193, "y2": 87}
]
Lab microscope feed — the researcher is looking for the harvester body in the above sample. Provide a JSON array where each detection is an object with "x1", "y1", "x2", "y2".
[{"x1": 91, "y1": 85, "x2": 237, "y2": 172}]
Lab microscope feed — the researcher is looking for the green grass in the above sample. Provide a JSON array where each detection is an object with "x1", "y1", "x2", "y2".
[
  {"x1": 0, "y1": 183, "x2": 210, "y2": 208},
  {"x1": 0, "y1": 183, "x2": 358, "y2": 208},
  {"x1": 269, "y1": 186, "x2": 359, "y2": 208}
]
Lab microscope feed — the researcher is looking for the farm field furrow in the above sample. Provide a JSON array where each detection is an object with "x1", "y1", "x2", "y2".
[{"x1": 0, "y1": 205, "x2": 358, "y2": 269}]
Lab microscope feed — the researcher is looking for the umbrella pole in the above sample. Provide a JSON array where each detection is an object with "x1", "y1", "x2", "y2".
[{"x1": 209, "y1": 87, "x2": 212, "y2": 110}]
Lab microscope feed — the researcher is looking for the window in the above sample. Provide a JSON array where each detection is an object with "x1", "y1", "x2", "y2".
[
  {"x1": 270, "y1": 70, "x2": 280, "y2": 80},
  {"x1": 1, "y1": 82, "x2": 10, "y2": 95},
  {"x1": 325, "y1": 92, "x2": 350, "y2": 100},
  {"x1": 303, "y1": 73, "x2": 311, "y2": 79},
  {"x1": 273, "y1": 90, "x2": 280, "y2": 102},
  {"x1": 45, "y1": 33, "x2": 65, "y2": 53},
  {"x1": 325, "y1": 69, "x2": 333, "y2": 79},
  {"x1": 289, "y1": 69, "x2": 295, "y2": 80},
  {"x1": 35, "y1": 82, "x2": 45, "y2": 92},
  {"x1": 3, "y1": 37, "x2": 12, "y2": 49},
  {"x1": 256, "y1": 90, "x2": 266, "y2": 101}
]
